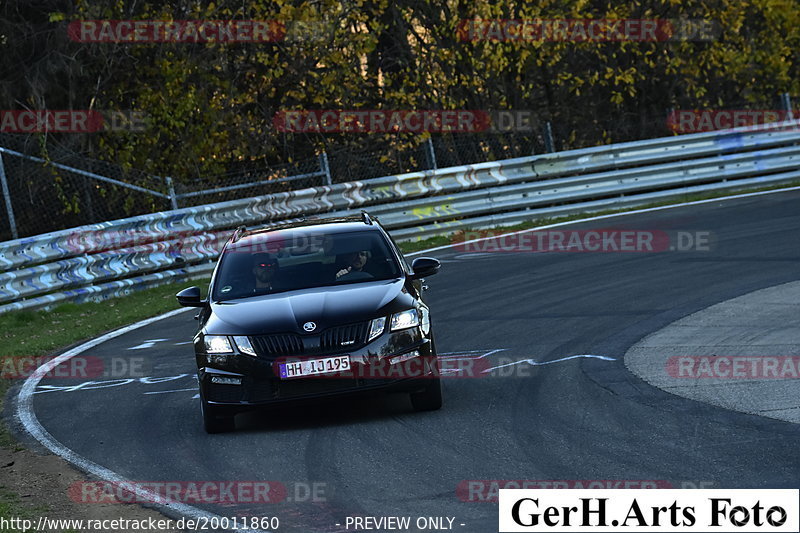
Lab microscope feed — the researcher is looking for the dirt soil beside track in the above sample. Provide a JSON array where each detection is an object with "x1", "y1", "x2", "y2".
[{"x1": 0, "y1": 443, "x2": 181, "y2": 531}]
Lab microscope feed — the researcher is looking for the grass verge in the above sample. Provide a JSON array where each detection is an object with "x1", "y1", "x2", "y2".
[{"x1": 0, "y1": 486, "x2": 48, "y2": 533}]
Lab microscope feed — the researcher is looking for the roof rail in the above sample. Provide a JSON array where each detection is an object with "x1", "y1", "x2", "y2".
[
  {"x1": 231, "y1": 225, "x2": 247, "y2": 242},
  {"x1": 361, "y1": 211, "x2": 373, "y2": 225}
]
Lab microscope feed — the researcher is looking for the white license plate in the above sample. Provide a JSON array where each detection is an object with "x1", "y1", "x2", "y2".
[{"x1": 278, "y1": 355, "x2": 350, "y2": 379}]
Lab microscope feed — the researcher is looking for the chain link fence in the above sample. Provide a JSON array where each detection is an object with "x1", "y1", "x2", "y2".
[
  {"x1": 0, "y1": 96, "x2": 794, "y2": 242},
  {"x1": 171, "y1": 154, "x2": 330, "y2": 209},
  {"x1": 0, "y1": 132, "x2": 172, "y2": 241}
]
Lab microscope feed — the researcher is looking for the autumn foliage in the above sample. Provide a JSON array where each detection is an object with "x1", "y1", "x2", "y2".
[{"x1": 0, "y1": 0, "x2": 798, "y2": 183}]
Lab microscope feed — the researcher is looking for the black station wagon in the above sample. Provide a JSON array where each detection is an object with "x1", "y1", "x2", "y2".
[{"x1": 177, "y1": 213, "x2": 442, "y2": 433}]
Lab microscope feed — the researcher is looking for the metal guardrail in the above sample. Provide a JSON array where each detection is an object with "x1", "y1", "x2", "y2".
[
  {"x1": 363, "y1": 144, "x2": 800, "y2": 228},
  {"x1": 1, "y1": 119, "x2": 799, "y2": 313}
]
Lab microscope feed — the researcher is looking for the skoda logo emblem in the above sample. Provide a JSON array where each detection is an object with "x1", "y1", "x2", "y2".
[{"x1": 303, "y1": 321, "x2": 317, "y2": 332}]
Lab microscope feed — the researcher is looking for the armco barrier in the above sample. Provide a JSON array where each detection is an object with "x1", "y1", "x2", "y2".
[{"x1": 1, "y1": 119, "x2": 799, "y2": 313}]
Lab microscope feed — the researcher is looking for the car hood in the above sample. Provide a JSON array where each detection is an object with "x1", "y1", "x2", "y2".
[{"x1": 205, "y1": 278, "x2": 414, "y2": 335}]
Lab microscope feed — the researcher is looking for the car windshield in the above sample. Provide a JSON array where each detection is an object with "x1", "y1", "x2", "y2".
[{"x1": 211, "y1": 228, "x2": 402, "y2": 301}]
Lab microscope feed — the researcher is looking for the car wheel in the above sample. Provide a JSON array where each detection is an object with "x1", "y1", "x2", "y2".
[
  {"x1": 410, "y1": 375, "x2": 442, "y2": 411},
  {"x1": 200, "y1": 393, "x2": 236, "y2": 434},
  {"x1": 410, "y1": 344, "x2": 442, "y2": 411}
]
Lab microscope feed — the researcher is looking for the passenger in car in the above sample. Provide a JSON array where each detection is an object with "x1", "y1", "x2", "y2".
[{"x1": 335, "y1": 250, "x2": 371, "y2": 280}]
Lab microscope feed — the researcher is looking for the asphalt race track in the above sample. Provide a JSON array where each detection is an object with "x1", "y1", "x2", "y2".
[{"x1": 13, "y1": 190, "x2": 800, "y2": 532}]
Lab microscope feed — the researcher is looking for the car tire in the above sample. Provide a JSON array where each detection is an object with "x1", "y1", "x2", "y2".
[
  {"x1": 410, "y1": 344, "x2": 442, "y2": 411},
  {"x1": 200, "y1": 394, "x2": 236, "y2": 434},
  {"x1": 410, "y1": 375, "x2": 442, "y2": 411}
]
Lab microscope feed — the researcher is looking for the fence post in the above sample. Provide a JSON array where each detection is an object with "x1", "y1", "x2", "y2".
[
  {"x1": 319, "y1": 151, "x2": 332, "y2": 185},
  {"x1": 667, "y1": 107, "x2": 675, "y2": 133},
  {"x1": 426, "y1": 138, "x2": 438, "y2": 170},
  {"x1": 781, "y1": 92, "x2": 794, "y2": 120},
  {"x1": 0, "y1": 153, "x2": 18, "y2": 240},
  {"x1": 543, "y1": 121, "x2": 555, "y2": 153},
  {"x1": 165, "y1": 176, "x2": 179, "y2": 210}
]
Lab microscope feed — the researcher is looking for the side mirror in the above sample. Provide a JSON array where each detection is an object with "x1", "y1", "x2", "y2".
[
  {"x1": 410, "y1": 257, "x2": 440, "y2": 280},
  {"x1": 176, "y1": 286, "x2": 206, "y2": 308}
]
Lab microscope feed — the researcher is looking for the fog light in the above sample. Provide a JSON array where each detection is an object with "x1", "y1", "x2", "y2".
[
  {"x1": 211, "y1": 376, "x2": 241, "y2": 385},
  {"x1": 389, "y1": 350, "x2": 420, "y2": 365}
]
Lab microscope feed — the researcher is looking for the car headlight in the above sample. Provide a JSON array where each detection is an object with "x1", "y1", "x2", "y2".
[
  {"x1": 368, "y1": 317, "x2": 386, "y2": 342},
  {"x1": 391, "y1": 309, "x2": 419, "y2": 331},
  {"x1": 233, "y1": 336, "x2": 256, "y2": 356},
  {"x1": 204, "y1": 335, "x2": 233, "y2": 354}
]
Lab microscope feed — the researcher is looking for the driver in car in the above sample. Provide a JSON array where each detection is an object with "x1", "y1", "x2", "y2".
[
  {"x1": 253, "y1": 252, "x2": 280, "y2": 291},
  {"x1": 336, "y1": 250, "x2": 369, "y2": 280}
]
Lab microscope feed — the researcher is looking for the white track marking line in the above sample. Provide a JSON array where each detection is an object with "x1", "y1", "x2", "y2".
[
  {"x1": 33, "y1": 373, "x2": 194, "y2": 394},
  {"x1": 439, "y1": 349, "x2": 506, "y2": 373},
  {"x1": 438, "y1": 348, "x2": 506, "y2": 360},
  {"x1": 15, "y1": 306, "x2": 268, "y2": 532},
  {"x1": 144, "y1": 388, "x2": 198, "y2": 395},
  {"x1": 127, "y1": 338, "x2": 168, "y2": 350},
  {"x1": 483, "y1": 354, "x2": 616, "y2": 373}
]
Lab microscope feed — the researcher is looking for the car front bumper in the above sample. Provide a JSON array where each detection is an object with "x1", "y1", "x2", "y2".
[{"x1": 197, "y1": 328, "x2": 436, "y2": 408}]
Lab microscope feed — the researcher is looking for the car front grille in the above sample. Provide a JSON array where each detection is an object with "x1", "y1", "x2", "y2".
[
  {"x1": 250, "y1": 322, "x2": 368, "y2": 358},
  {"x1": 251, "y1": 333, "x2": 304, "y2": 357},
  {"x1": 320, "y1": 322, "x2": 368, "y2": 351},
  {"x1": 208, "y1": 378, "x2": 358, "y2": 403},
  {"x1": 278, "y1": 378, "x2": 357, "y2": 398},
  {"x1": 248, "y1": 380, "x2": 279, "y2": 402},
  {"x1": 249, "y1": 377, "x2": 357, "y2": 401}
]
